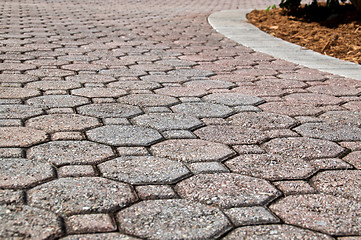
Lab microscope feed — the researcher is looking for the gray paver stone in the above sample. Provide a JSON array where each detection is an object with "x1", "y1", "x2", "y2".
[
  {"x1": 0, "y1": 87, "x2": 40, "y2": 99},
  {"x1": 0, "y1": 105, "x2": 43, "y2": 119},
  {"x1": 118, "y1": 94, "x2": 179, "y2": 107},
  {"x1": 26, "y1": 95, "x2": 89, "y2": 109},
  {"x1": 171, "y1": 102, "x2": 234, "y2": 118},
  {"x1": 202, "y1": 92, "x2": 264, "y2": 106},
  {"x1": 77, "y1": 103, "x2": 142, "y2": 118},
  {"x1": 61, "y1": 233, "x2": 140, "y2": 240}
]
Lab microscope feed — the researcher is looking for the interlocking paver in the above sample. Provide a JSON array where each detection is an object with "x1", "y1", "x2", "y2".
[
  {"x1": 25, "y1": 81, "x2": 81, "y2": 90},
  {"x1": 77, "y1": 103, "x2": 142, "y2": 118},
  {"x1": 26, "y1": 95, "x2": 89, "y2": 109},
  {"x1": 71, "y1": 87, "x2": 127, "y2": 98},
  {"x1": 28, "y1": 140, "x2": 114, "y2": 166},
  {"x1": 259, "y1": 102, "x2": 323, "y2": 116},
  {"x1": 107, "y1": 80, "x2": 161, "y2": 90},
  {"x1": 118, "y1": 94, "x2": 179, "y2": 107},
  {"x1": 171, "y1": 102, "x2": 234, "y2": 118},
  {"x1": 270, "y1": 194, "x2": 361, "y2": 235},
  {"x1": 65, "y1": 214, "x2": 117, "y2": 234},
  {"x1": 175, "y1": 173, "x2": 281, "y2": 208},
  {"x1": 319, "y1": 111, "x2": 361, "y2": 127},
  {"x1": 202, "y1": 92, "x2": 264, "y2": 106},
  {"x1": 117, "y1": 199, "x2": 232, "y2": 239},
  {"x1": 224, "y1": 207, "x2": 279, "y2": 226},
  {"x1": 0, "y1": 127, "x2": 47, "y2": 147},
  {"x1": 61, "y1": 233, "x2": 140, "y2": 240},
  {"x1": 28, "y1": 177, "x2": 137, "y2": 216},
  {"x1": 98, "y1": 156, "x2": 190, "y2": 184},
  {"x1": 0, "y1": 205, "x2": 62, "y2": 239},
  {"x1": 0, "y1": 104, "x2": 43, "y2": 119},
  {"x1": 0, "y1": 87, "x2": 40, "y2": 99}
]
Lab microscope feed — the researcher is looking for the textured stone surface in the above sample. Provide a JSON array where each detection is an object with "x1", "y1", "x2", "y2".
[
  {"x1": 171, "y1": 102, "x2": 234, "y2": 118},
  {"x1": 273, "y1": 180, "x2": 317, "y2": 195},
  {"x1": 0, "y1": 87, "x2": 40, "y2": 99},
  {"x1": 263, "y1": 137, "x2": 345, "y2": 160},
  {"x1": 0, "y1": 189, "x2": 23, "y2": 204},
  {"x1": 26, "y1": 114, "x2": 100, "y2": 133},
  {"x1": 0, "y1": 127, "x2": 47, "y2": 147},
  {"x1": 320, "y1": 111, "x2": 361, "y2": 127},
  {"x1": 224, "y1": 225, "x2": 333, "y2": 240},
  {"x1": 270, "y1": 194, "x2": 361, "y2": 235},
  {"x1": 0, "y1": 105, "x2": 43, "y2": 119},
  {"x1": 65, "y1": 214, "x2": 117, "y2": 234},
  {"x1": 132, "y1": 113, "x2": 203, "y2": 131},
  {"x1": 311, "y1": 170, "x2": 361, "y2": 201},
  {"x1": 28, "y1": 177, "x2": 137, "y2": 216},
  {"x1": 117, "y1": 199, "x2": 231, "y2": 239},
  {"x1": 283, "y1": 93, "x2": 343, "y2": 105},
  {"x1": 0, "y1": 205, "x2": 62, "y2": 239},
  {"x1": 202, "y1": 92, "x2": 264, "y2": 106},
  {"x1": 77, "y1": 103, "x2": 142, "y2": 118},
  {"x1": 151, "y1": 139, "x2": 235, "y2": 163},
  {"x1": 61, "y1": 233, "x2": 140, "y2": 240},
  {"x1": 98, "y1": 156, "x2": 190, "y2": 184},
  {"x1": 224, "y1": 207, "x2": 279, "y2": 226},
  {"x1": 225, "y1": 154, "x2": 315, "y2": 180},
  {"x1": 58, "y1": 165, "x2": 96, "y2": 177},
  {"x1": 87, "y1": 125, "x2": 163, "y2": 146},
  {"x1": 118, "y1": 94, "x2": 178, "y2": 107},
  {"x1": 295, "y1": 122, "x2": 361, "y2": 141},
  {"x1": 25, "y1": 81, "x2": 81, "y2": 90},
  {"x1": 259, "y1": 102, "x2": 323, "y2": 116},
  {"x1": 26, "y1": 95, "x2": 89, "y2": 109},
  {"x1": 227, "y1": 112, "x2": 297, "y2": 130},
  {"x1": 28, "y1": 140, "x2": 114, "y2": 166},
  {"x1": 175, "y1": 173, "x2": 281, "y2": 208},
  {"x1": 195, "y1": 125, "x2": 268, "y2": 145},
  {"x1": 343, "y1": 151, "x2": 361, "y2": 169},
  {"x1": 71, "y1": 87, "x2": 127, "y2": 98},
  {"x1": 135, "y1": 185, "x2": 177, "y2": 200}
]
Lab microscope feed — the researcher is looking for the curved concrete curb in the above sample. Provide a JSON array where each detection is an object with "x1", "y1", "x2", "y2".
[{"x1": 208, "y1": 9, "x2": 361, "y2": 81}]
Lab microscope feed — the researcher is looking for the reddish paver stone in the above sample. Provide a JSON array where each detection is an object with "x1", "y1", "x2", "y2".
[
  {"x1": 0, "y1": 74, "x2": 38, "y2": 83},
  {"x1": 342, "y1": 101, "x2": 361, "y2": 111},
  {"x1": 295, "y1": 123, "x2": 361, "y2": 141},
  {"x1": 195, "y1": 125, "x2": 268, "y2": 145},
  {"x1": 0, "y1": 63, "x2": 36, "y2": 71},
  {"x1": 227, "y1": 112, "x2": 297, "y2": 130},
  {"x1": 263, "y1": 137, "x2": 345, "y2": 160},
  {"x1": 175, "y1": 173, "x2": 281, "y2": 208},
  {"x1": 320, "y1": 111, "x2": 361, "y2": 127},
  {"x1": 132, "y1": 113, "x2": 203, "y2": 131},
  {"x1": 0, "y1": 205, "x2": 62, "y2": 239},
  {"x1": 26, "y1": 69, "x2": 75, "y2": 77},
  {"x1": 224, "y1": 224, "x2": 333, "y2": 240},
  {"x1": 270, "y1": 194, "x2": 361, "y2": 235},
  {"x1": 25, "y1": 81, "x2": 81, "y2": 90},
  {"x1": 28, "y1": 140, "x2": 113, "y2": 166},
  {"x1": 98, "y1": 156, "x2": 190, "y2": 184},
  {"x1": 226, "y1": 154, "x2": 315, "y2": 180},
  {"x1": 66, "y1": 74, "x2": 116, "y2": 83},
  {"x1": 26, "y1": 95, "x2": 89, "y2": 108},
  {"x1": 0, "y1": 158, "x2": 54, "y2": 189},
  {"x1": 231, "y1": 85, "x2": 286, "y2": 97},
  {"x1": 171, "y1": 102, "x2": 234, "y2": 118},
  {"x1": 278, "y1": 71, "x2": 327, "y2": 81},
  {"x1": 259, "y1": 102, "x2": 323, "y2": 116},
  {"x1": 107, "y1": 80, "x2": 161, "y2": 90},
  {"x1": 0, "y1": 87, "x2": 40, "y2": 99},
  {"x1": 307, "y1": 84, "x2": 361, "y2": 96},
  {"x1": 98, "y1": 69, "x2": 147, "y2": 77},
  {"x1": 117, "y1": 199, "x2": 231, "y2": 240},
  {"x1": 135, "y1": 185, "x2": 177, "y2": 200},
  {"x1": 273, "y1": 180, "x2": 317, "y2": 195},
  {"x1": 28, "y1": 177, "x2": 137, "y2": 216},
  {"x1": 0, "y1": 127, "x2": 47, "y2": 147},
  {"x1": 168, "y1": 68, "x2": 215, "y2": 77},
  {"x1": 202, "y1": 93, "x2": 264, "y2": 106},
  {"x1": 118, "y1": 94, "x2": 179, "y2": 107},
  {"x1": 151, "y1": 139, "x2": 235, "y2": 163},
  {"x1": 310, "y1": 158, "x2": 353, "y2": 170},
  {"x1": 283, "y1": 93, "x2": 343, "y2": 105},
  {"x1": 184, "y1": 80, "x2": 235, "y2": 89},
  {"x1": 87, "y1": 125, "x2": 163, "y2": 146},
  {"x1": 343, "y1": 151, "x2": 361, "y2": 169},
  {"x1": 71, "y1": 87, "x2": 127, "y2": 98},
  {"x1": 58, "y1": 165, "x2": 96, "y2": 177},
  {"x1": 77, "y1": 103, "x2": 142, "y2": 118},
  {"x1": 155, "y1": 87, "x2": 207, "y2": 97},
  {"x1": 140, "y1": 75, "x2": 188, "y2": 83},
  {"x1": 311, "y1": 170, "x2": 361, "y2": 201},
  {"x1": 0, "y1": 104, "x2": 43, "y2": 119},
  {"x1": 0, "y1": 189, "x2": 23, "y2": 204},
  {"x1": 26, "y1": 114, "x2": 100, "y2": 133},
  {"x1": 65, "y1": 214, "x2": 116, "y2": 234},
  {"x1": 61, "y1": 233, "x2": 140, "y2": 240},
  {"x1": 224, "y1": 207, "x2": 279, "y2": 226}
]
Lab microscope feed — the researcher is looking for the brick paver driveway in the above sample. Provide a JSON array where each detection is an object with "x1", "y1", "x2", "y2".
[{"x1": 0, "y1": 0, "x2": 360, "y2": 239}]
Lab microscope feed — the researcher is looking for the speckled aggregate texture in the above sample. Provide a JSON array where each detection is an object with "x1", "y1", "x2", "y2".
[{"x1": 0, "y1": 0, "x2": 360, "y2": 238}]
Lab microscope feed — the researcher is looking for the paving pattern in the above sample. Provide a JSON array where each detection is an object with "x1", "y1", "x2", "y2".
[{"x1": 0, "y1": 0, "x2": 360, "y2": 239}]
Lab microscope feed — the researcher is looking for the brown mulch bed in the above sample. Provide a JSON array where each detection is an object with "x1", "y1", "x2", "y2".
[{"x1": 247, "y1": 4, "x2": 361, "y2": 64}]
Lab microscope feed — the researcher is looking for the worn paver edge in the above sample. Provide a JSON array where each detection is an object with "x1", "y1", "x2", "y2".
[{"x1": 208, "y1": 9, "x2": 361, "y2": 81}]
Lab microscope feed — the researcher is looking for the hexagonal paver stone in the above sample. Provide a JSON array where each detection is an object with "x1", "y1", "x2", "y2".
[
  {"x1": 227, "y1": 112, "x2": 297, "y2": 130},
  {"x1": 295, "y1": 123, "x2": 361, "y2": 141},
  {"x1": 0, "y1": 127, "x2": 47, "y2": 147},
  {"x1": 77, "y1": 103, "x2": 142, "y2": 118},
  {"x1": 117, "y1": 199, "x2": 231, "y2": 240},
  {"x1": 168, "y1": 69, "x2": 215, "y2": 77},
  {"x1": 28, "y1": 177, "x2": 137, "y2": 216},
  {"x1": 225, "y1": 154, "x2": 315, "y2": 181},
  {"x1": 0, "y1": 158, "x2": 54, "y2": 189},
  {"x1": 202, "y1": 93, "x2": 264, "y2": 106},
  {"x1": 320, "y1": 111, "x2": 361, "y2": 127},
  {"x1": 270, "y1": 194, "x2": 361, "y2": 235},
  {"x1": 26, "y1": 69, "x2": 75, "y2": 77},
  {"x1": 311, "y1": 170, "x2": 361, "y2": 202},
  {"x1": 132, "y1": 113, "x2": 203, "y2": 131},
  {"x1": 171, "y1": 102, "x2": 234, "y2": 118},
  {"x1": 175, "y1": 173, "x2": 280, "y2": 208},
  {"x1": 224, "y1": 225, "x2": 333, "y2": 240},
  {"x1": 0, "y1": 105, "x2": 43, "y2": 119},
  {"x1": 184, "y1": 80, "x2": 236, "y2": 90},
  {"x1": 195, "y1": 125, "x2": 268, "y2": 145},
  {"x1": 107, "y1": 81, "x2": 161, "y2": 90},
  {"x1": 263, "y1": 137, "x2": 345, "y2": 160},
  {"x1": 283, "y1": 93, "x2": 343, "y2": 105},
  {"x1": 150, "y1": 139, "x2": 235, "y2": 163},
  {"x1": 28, "y1": 141, "x2": 114, "y2": 166},
  {"x1": 71, "y1": 88, "x2": 127, "y2": 98},
  {"x1": 66, "y1": 74, "x2": 116, "y2": 83},
  {"x1": 25, "y1": 81, "x2": 81, "y2": 90},
  {"x1": 61, "y1": 233, "x2": 140, "y2": 240},
  {"x1": 87, "y1": 125, "x2": 162, "y2": 146},
  {"x1": 0, "y1": 205, "x2": 62, "y2": 239},
  {"x1": 26, "y1": 114, "x2": 100, "y2": 133},
  {"x1": 259, "y1": 102, "x2": 323, "y2": 116},
  {"x1": 26, "y1": 95, "x2": 89, "y2": 109},
  {"x1": 154, "y1": 87, "x2": 207, "y2": 97},
  {"x1": 118, "y1": 94, "x2": 178, "y2": 107},
  {"x1": 0, "y1": 87, "x2": 40, "y2": 99},
  {"x1": 98, "y1": 156, "x2": 190, "y2": 184}
]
